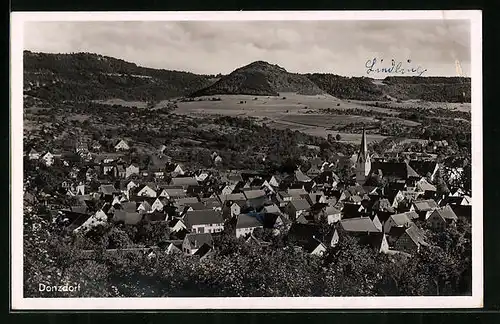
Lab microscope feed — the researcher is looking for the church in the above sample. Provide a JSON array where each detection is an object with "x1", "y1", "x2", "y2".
[{"x1": 354, "y1": 129, "x2": 421, "y2": 186}]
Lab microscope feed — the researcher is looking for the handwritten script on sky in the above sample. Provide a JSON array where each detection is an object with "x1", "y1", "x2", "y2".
[{"x1": 365, "y1": 58, "x2": 428, "y2": 76}]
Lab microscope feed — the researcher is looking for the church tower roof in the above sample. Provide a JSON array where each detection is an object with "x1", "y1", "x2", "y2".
[{"x1": 356, "y1": 128, "x2": 369, "y2": 163}]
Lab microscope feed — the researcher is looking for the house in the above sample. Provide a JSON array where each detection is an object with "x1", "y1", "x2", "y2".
[
  {"x1": 28, "y1": 148, "x2": 40, "y2": 160},
  {"x1": 173, "y1": 197, "x2": 200, "y2": 210},
  {"x1": 388, "y1": 224, "x2": 428, "y2": 254},
  {"x1": 367, "y1": 161, "x2": 420, "y2": 184},
  {"x1": 218, "y1": 193, "x2": 246, "y2": 204},
  {"x1": 201, "y1": 197, "x2": 223, "y2": 211},
  {"x1": 294, "y1": 169, "x2": 312, "y2": 183},
  {"x1": 183, "y1": 209, "x2": 224, "y2": 234},
  {"x1": 166, "y1": 243, "x2": 183, "y2": 255},
  {"x1": 137, "y1": 200, "x2": 153, "y2": 213},
  {"x1": 224, "y1": 200, "x2": 246, "y2": 219},
  {"x1": 383, "y1": 211, "x2": 418, "y2": 233},
  {"x1": 99, "y1": 184, "x2": 118, "y2": 197},
  {"x1": 113, "y1": 210, "x2": 143, "y2": 225},
  {"x1": 166, "y1": 163, "x2": 185, "y2": 176},
  {"x1": 286, "y1": 223, "x2": 338, "y2": 256},
  {"x1": 303, "y1": 193, "x2": 327, "y2": 206},
  {"x1": 416, "y1": 178, "x2": 437, "y2": 193},
  {"x1": 143, "y1": 211, "x2": 167, "y2": 222},
  {"x1": 151, "y1": 197, "x2": 169, "y2": 212},
  {"x1": 221, "y1": 184, "x2": 236, "y2": 195},
  {"x1": 115, "y1": 139, "x2": 130, "y2": 151},
  {"x1": 340, "y1": 217, "x2": 382, "y2": 234},
  {"x1": 115, "y1": 164, "x2": 126, "y2": 178},
  {"x1": 285, "y1": 199, "x2": 311, "y2": 221},
  {"x1": 287, "y1": 188, "x2": 308, "y2": 198},
  {"x1": 193, "y1": 243, "x2": 216, "y2": 261},
  {"x1": 242, "y1": 189, "x2": 267, "y2": 208},
  {"x1": 235, "y1": 213, "x2": 263, "y2": 238},
  {"x1": 170, "y1": 177, "x2": 199, "y2": 190},
  {"x1": 410, "y1": 199, "x2": 439, "y2": 220},
  {"x1": 73, "y1": 209, "x2": 107, "y2": 234},
  {"x1": 439, "y1": 195, "x2": 472, "y2": 207},
  {"x1": 42, "y1": 152, "x2": 54, "y2": 166},
  {"x1": 169, "y1": 219, "x2": 187, "y2": 233},
  {"x1": 158, "y1": 186, "x2": 186, "y2": 199},
  {"x1": 341, "y1": 203, "x2": 366, "y2": 219},
  {"x1": 182, "y1": 233, "x2": 214, "y2": 255},
  {"x1": 409, "y1": 160, "x2": 439, "y2": 182},
  {"x1": 261, "y1": 204, "x2": 281, "y2": 215},
  {"x1": 136, "y1": 184, "x2": 157, "y2": 198},
  {"x1": 427, "y1": 205, "x2": 458, "y2": 230},
  {"x1": 125, "y1": 164, "x2": 140, "y2": 178},
  {"x1": 325, "y1": 206, "x2": 342, "y2": 224}
]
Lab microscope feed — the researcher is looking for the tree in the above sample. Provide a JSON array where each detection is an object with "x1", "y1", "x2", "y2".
[{"x1": 335, "y1": 134, "x2": 342, "y2": 141}]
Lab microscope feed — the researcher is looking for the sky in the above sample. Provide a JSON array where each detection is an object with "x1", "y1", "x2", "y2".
[{"x1": 23, "y1": 20, "x2": 471, "y2": 77}]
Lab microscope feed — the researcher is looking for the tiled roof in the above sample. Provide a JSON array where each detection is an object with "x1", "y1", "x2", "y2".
[
  {"x1": 185, "y1": 233, "x2": 214, "y2": 249},
  {"x1": 183, "y1": 209, "x2": 223, "y2": 227},
  {"x1": 340, "y1": 217, "x2": 381, "y2": 233},
  {"x1": 433, "y1": 205, "x2": 458, "y2": 221},
  {"x1": 413, "y1": 199, "x2": 438, "y2": 212},
  {"x1": 290, "y1": 199, "x2": 311, "y2": 211},
  {"x1": 243, "y1": 189, "x2": 266, "y2": 200},
  {"x1": 236, "y1": 213, "x2": 263, "y2": 229},
  {"x1": 171, "y1": 177, "x2": 198, "y2": 186},
  {"x1": 113, "y1": 210, "x2": 143, "y2": 225}
]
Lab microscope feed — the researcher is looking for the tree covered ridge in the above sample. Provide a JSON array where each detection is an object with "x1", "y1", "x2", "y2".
[
  {"x1": 307, "y1": 74, "x2": 471, "y2": 103},
  {"x1": 24, "y1": 51, "x2": 470, "y2": 103},
  {"x1": 23, "y1": 51, "x2": 217, "y2": 102}
]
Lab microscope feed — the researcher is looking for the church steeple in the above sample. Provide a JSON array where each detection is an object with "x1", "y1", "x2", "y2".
[
  {"x1": 355, "y1": 128, "x2": 371, "y2": 184},
  {"x1": 357, "y1": 128, "x2": 368, "y2": 163}
]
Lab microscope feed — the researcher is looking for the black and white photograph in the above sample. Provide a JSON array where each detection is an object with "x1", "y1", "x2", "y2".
[{"x1": 11, "y1": 11, "x2": 482, "y2": 309}]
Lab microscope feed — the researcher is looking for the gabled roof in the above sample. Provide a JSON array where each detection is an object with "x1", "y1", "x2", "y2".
[
  {"x1": 243, "y1": 189, "x2": 266, "y2": 200},
  {"x1": 372, "y1": 198, "x2": 395, "y2": 213},
  {"x1": 417, "y1": 179, "x2": 437, "y2": 192},
  {"x1": 408, "y1": 160, "x2": 438, "y2": 177},
  {"x1": 193, "y1": 243, "x2": 214, "y2": 259},
  {"x1": 287, "y1": 188, "x2": 308, "y2": 197},
  {"x1": 219, "y1": 193, "x2": 246, "y2": 202},
  {"x1": 100, "y1": 184, "x2": 117, "y2": 195},
  {"x1": 439, "y1": 196, "x2": 471, "y2": 206},
  {"x1": 173, "y1": 197, "x2": 199, "y2": 206},
  {"x1": 413, "y1": 199, "x2": 438, "y2": 212},
  {"x1": 160, "y1": 187, "x2": 186, "y2": 197},
  {"x1": 432, "y1": 205, "x2": 458, "y2": 221},
  {"x1": 341, "y1": 203, "x2": 364, "y2": 218},
  {"x1": 294, "y1": 169, "x2": 312, "y2": 182},
  {"x1": 183, "y1": 209, "x2": 223, "y2": 227},
  {"x1": 261, "y1": 204, "x2": 280, "y2": 214},
  {"x1": 143, "y1": 212, "x2": 167, "y2": 222},
  {"x1": 184, "y1": 233, "x2": 214, "y2": 249},
  {"x1": 388, "y1": 212, "x2": 413, "y2": 226},
  {"x1": 113, "y1": 210, "x2": 143, "y2": 225},
  {"x1": 340, "y1": 217, "x2": 381, "y2": 233},
  {"x1": 289, "y1": 198, "x2": 311, "y2": 211},
  {"x1": 369, "y1": 161, "x2": 420, "y2": 179},
  {"x1": 185, "y1": 202, "x2": 207, "y2": 211},
  {"x1": 405, "y1": 224, "x2": 428, "y2": 246},
  {"x1": 236, "y1": 213, "x2": 263, "y2": 229},
  {"x1": 170, "y1": 177, "x2": 198, "y2": 187}
]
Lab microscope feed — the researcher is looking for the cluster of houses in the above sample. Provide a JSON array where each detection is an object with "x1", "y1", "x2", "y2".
[{"x1": 24, "y1": 130, "x2": 472, "y2": 260}]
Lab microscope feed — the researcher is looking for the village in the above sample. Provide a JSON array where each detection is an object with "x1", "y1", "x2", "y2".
[{"x1": 23, "y1": 126, "x2": 472, "y2": 261}]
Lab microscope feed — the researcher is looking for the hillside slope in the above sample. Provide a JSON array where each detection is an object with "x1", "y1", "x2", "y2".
[
  {"x1": 23, "y1": 51, "x2": 216, "y2": 103},
  {"x1": 190, "y1": 61, "x2": 325, "y2": 97},
  {"x1": 307, "y1": 74, "x2": 471, "y2": 103}
]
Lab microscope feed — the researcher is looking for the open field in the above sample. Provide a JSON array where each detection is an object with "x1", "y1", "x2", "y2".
[{"x1": 171, "y1": 93, "x2": 434, "y2": 143}]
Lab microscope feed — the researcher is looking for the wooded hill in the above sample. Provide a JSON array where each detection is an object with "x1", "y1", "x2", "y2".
[{"x1": 23, "y1": 51, "x2": 471, "y2": 103}]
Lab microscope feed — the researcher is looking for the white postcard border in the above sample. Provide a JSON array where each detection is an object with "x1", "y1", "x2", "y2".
[{"x1": 10, "y1": 10, "x2": 483, "y2": 310}]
